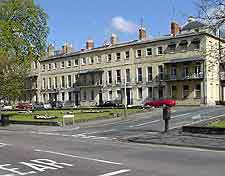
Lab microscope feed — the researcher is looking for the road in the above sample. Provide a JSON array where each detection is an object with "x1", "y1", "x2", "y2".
[{"x1": 0, "y1": 106, "x2": 225, "y2": 176}]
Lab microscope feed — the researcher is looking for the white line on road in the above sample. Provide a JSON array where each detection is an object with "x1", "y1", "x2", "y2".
[
  {"x1": 129, "y1": 113, "x2": 192, "y2": 128},
  {"x1": 34, "y1": 149, "x2": 123, "y2": 165},
  {"x1": 98, "y1": 169, "x2": 131, "y2": 176},
  {"x1": 0, "y1": 143, "x2": 10, "y2": 148},
  {"x1": 170, "y1": 113, "x2": 225, "y2": 130}
]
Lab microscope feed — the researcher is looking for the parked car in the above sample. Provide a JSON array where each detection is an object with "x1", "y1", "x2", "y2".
[
  {"x1": 50, "y1": 101, "x2": 64, "y2": 108},
  {"x1": 43, "y1": 103, "x2": 52, "y2": 109},
  {"x1": 98, "y1": 101, "x2": 121, "y2": 107},
  {"x1": 15, "y1": 103, "x2": 32, "y2": 110},
  {"x1": 32, "y1": 103, "x2": 44, "y2": 110},
  {"x1": 144, "y1": 99, "x2": 176, "y2": 108}
]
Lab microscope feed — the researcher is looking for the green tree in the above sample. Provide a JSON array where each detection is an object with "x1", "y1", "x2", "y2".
[{"x1": 0, "y1": 0, "x2": 48, "y2": 110}]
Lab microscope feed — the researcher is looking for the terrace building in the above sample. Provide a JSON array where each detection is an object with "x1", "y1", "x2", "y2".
[{"x1": 25, "y1": 17, "x2": 225, "y2": 106}]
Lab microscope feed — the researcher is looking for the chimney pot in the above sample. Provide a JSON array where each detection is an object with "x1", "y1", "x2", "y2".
[
  {"x1": 110, "y1": 33, "x2": 118, "y2": 45},
  {"x1": 86, "y1": 39, "x2": 94, "y2": 50},
  {"x1": 139, "y1": 27, "x2": 147, "y2": 40},
  {"x1": 62, "y1": 42, "x2": 73, "y2": 54},
  {"x1": 171, "y1": 22, "x2": 180, "y2": 36}
]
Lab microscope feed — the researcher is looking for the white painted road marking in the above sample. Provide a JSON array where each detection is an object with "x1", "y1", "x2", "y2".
[
  {"x1": 0, "y1": 143, "x2": 10, "y2": 148},
  {"x1": 98, "y1": 169, "x2": 131, "y2": 176},
  {"x1": 35, "y1": 149, "x2": 123, "y2": 165},
  {"x1": 129, "y1": 113, "x2": 192, "y2": 128},
  {"x1": 0, "y1": 159, "x2": 73, "y2": 176}
]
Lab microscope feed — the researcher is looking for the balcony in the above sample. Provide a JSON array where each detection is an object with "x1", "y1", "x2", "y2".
[
  {"x1": 165, "y1": 73, "x2": 204, "y2": 81},
  {"x1": 75, "y1": 80, "x2": 103, "y2": 87}
]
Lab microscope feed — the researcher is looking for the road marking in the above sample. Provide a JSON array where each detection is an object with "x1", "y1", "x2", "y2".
[
  {"x1": 170, "y1": 113, "x2": 225, "y2": 130},
  {"x1": 0, "y1": 143, "x2": 10, "y2": 148},
  {"x1": 98, "y1": 169, "x2": 131, "y2": 176},
  {"x1": 129, "y1": 113, "x2": 191, "y2": 128},
  {"x1": 34, "y1": 149, "x2": 123, "y2": 165}
]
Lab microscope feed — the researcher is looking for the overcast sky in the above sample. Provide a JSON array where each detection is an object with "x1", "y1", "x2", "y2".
[{"x1": 35, "y1": 0, "x2": 199, "y2": 50}]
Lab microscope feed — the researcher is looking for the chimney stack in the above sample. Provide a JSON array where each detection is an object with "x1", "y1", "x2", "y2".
[
  {"x1": 110, "y1": 33, "x2": 118, "y2": 45},
  {"x1": 139, "y1": 27, "x2": 147, "y2": 40},
  {"x1": 62, "y1": 42, "x2": 73, "y2": 54},
  {"x1": 47, "y1": 44, "x2": 55, "y2": 57},
  {"x1": 86, "y1": 39, "x2": 94, "y2": 50},
  {"x1": 171, "y1": 22, "x2": 180, "y2": 36}
]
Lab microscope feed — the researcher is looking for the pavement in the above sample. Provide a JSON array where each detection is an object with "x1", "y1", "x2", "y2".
[{"x1": 1, "y1": 106, "x2": 225, "y2": 175}]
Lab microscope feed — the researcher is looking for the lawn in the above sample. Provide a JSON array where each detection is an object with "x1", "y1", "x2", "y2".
[
  {"x1": 3, "y1": 108, "x2": 145, "y2": 124},
  {"x1": 209, "y1": 120, "x2": 225, "y2": 128}
]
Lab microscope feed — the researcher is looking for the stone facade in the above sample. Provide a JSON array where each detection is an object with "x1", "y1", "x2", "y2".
[{"x1": 24, "y1": 20, "x2": 225, "y2": 107}]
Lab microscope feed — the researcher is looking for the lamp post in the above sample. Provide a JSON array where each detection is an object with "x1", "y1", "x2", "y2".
[{"x1": 124, "y1": 69, "x2": 128, "y2": 118}]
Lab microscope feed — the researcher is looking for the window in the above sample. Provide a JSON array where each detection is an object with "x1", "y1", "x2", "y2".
[
  {"x1": 48, "y1": 63, "x2": 51, "y2": 71},
  {"x1": 61, "y1": 76, "x2": 65, "y2": 88},
  {"x1": 195, "y1": 64, "x2": 201, "y2": 75},
  {"x1": 68, "y1": 92, "x2": 72, "y2": 101},
  {"x1": 126, "y1": 69, "x2": 130, "y2": 83},
  {"x1": 42, "y1": 64, "x2": 45, "y2": 71},
  {"x1": 195, "y1": 84, "x2": 201, "y2": 98},
  {"x1": 108, "y1": 71, "x2": 112, "y2": 84},
  {"x1": 107, "y1": 54, "x2": 112, "y2": 62},
  {"x1": 179, "y1": 40, "x2": 188, "y2": 50},
  {"x1": 116, "y1": 53, "x2": 121, "y2": 60},
  {"x1": 96, "y1": 56, "x2": 101, "y2": 63},
  {"x1": 146, "y1": 48, "x2": 152, "y2": 56},
  {"x1": 147, "y1": 66, "x2": 152, "y2": 82},
  {"x1": 83, "y1": 90, "x2": 87, "y2": 100},
  {"x1": 137, "y1": 68, "x2": 142, "y2": 82},
  {"x1": 167, "y1": 43, "x2": 176, "y2": 52},
  {"x1": 158, "y1": 65, "x2": 164, "y2": 80},
  {"x1": 191, "y1": 39, "x2": 200, "y2": 49},
  {"x1": 171, "y1": 66, "x2": 176, "y2": 79},
  {"x1": 53, "y1": 63, "x2": 57, "y2": 69},
  {"x1": 54, "y1": 77, "x2": 57, "y2": 89},
  {"x1": 125, "y1": 51, "x2": 130, "y2": 59},
  {"x1": 148, "y1": 87, "x2": 153, "y2": 99},
  {"x1": 136, "y1": 49, "x2": 142, "y2": 57},
  {"x1": 159, "y1": 87, "x2": 164, "y2": 99},
  {"x1": 68, "y1": 75, "x2": 72, "y2": 88},
  {"x1": 183, "y1": 65, "x2": 189, "y2": 78},
  {"x1": 81, "y1": 58, "x2": 86, "y2": 65},
  {"x1": 116, "y1": 70, "x2": 121, "y2": 83},
  {"x1": 158, "y1": 46, "x2": 163, "y2": 55},
  {"x1": 183, "y1": 85, "x2": 189, "y2": 99},
  {"x1": 61, "y1": 92, "x2": 65, "y2": 101},
  {"x1": 42, "y1": 78, "x2": 46, "y2": 89},
  {"x1": 138, "y1": 88, "x2": 142, "y2": 99},
  {"x1": 91, "y1": 74, "x2": 95, "y2": 85},
  {"x1": 91, "y1": 90, "x2": 95, "y2": 100},
  {"x1": 171, "y1": 85, "x2": 177, "y2": 98},
  {"x1": 90, "y1": 57, "x2": 94, "y2": 64},
  {"x1": 48, "y1": 78, "x2": 51, "y2": 89},
  {"x1": 117, "y1": 90, "x2": 121, "y2": 101},
  {"x1": 109, "y1": 91, "x2": 112, "y2": 100},
  {"x1": 67, "y1": 60, "x2": 72, "y2": 67},
  {"x1": 74, "y1": 59, "x2": 79, "y2": 66},
  {"x1": 61, "y1": 61, "x2": 65, "y2": 68}
]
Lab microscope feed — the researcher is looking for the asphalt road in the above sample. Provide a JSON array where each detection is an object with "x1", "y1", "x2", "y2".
[{"x1": 1, "y1": 106, "x2": 225, "y2": 176}]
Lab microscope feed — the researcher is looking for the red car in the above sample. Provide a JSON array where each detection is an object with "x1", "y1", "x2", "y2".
[
  {"x1": 15, "y1": 103, "x2": 32, "y2": 110},
  {"x1": 144, "y1": 99, "x2": 176, "y2": 108}
]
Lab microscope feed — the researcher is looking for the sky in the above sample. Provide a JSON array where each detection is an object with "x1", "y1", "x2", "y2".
[{"x1": 35, "y1": 0, "x2": 199, "y2": 51}]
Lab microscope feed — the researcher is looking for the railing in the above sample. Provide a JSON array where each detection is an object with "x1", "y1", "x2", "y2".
[
  {"x1": 75, "y1": 80, "x2": 103, "y2": 87},
  {"x1": 164, "y1": 73, "x2": 204, "y2": 81}
]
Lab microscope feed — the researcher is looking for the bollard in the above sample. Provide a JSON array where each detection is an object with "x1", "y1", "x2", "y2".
[{"x1": 163, "y1": 106, "x2": 171, "y2": 132}]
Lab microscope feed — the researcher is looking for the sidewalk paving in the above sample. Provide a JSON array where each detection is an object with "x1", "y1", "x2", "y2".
[{"x1": 128, "y1": 129, "x2": 225, "y2": 151}]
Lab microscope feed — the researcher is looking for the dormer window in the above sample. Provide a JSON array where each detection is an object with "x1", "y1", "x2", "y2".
[
  {"x1": 179, "y1": 40, "x2": 188, "y2": 50},
  {"x1": 167, "y1": 43, "x2": 177, "y2": 52},
  {"x1": 191, "y1": 38, "x2": 200, "y2": 49}
]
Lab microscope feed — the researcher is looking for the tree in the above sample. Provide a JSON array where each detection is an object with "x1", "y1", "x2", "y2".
[{"x1": 0, "y1": 0, "x2": 48, "y2": 104}]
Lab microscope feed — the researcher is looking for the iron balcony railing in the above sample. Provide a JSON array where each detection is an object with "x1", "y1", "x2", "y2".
[{"x1": 164, "y1": 73, "x2": 204, "y2": 81}]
